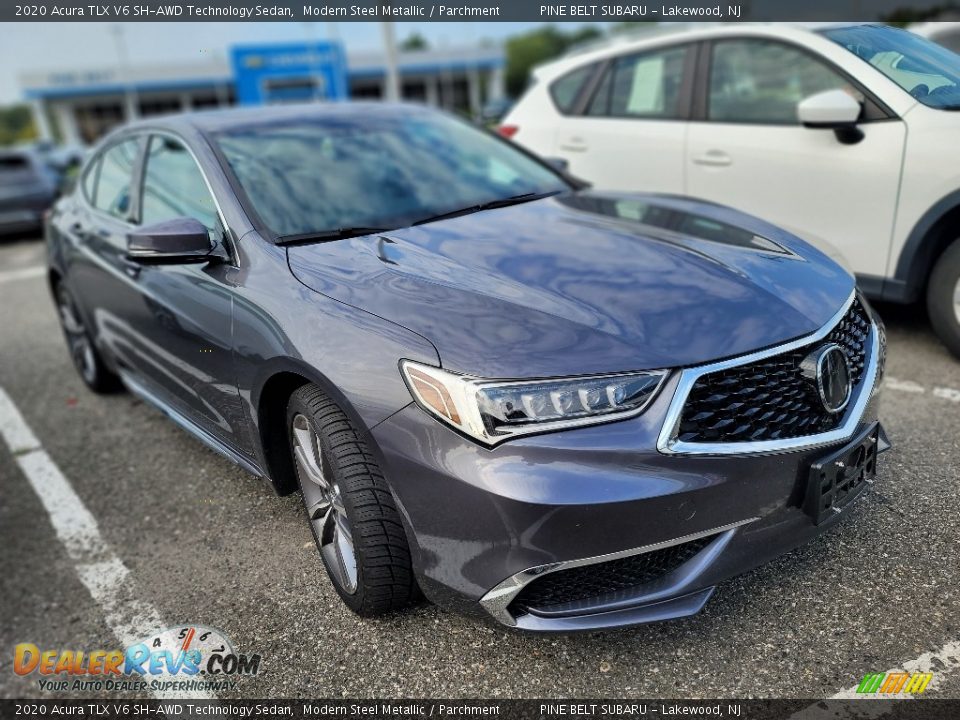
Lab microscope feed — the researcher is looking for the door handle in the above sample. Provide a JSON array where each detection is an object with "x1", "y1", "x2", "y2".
[
  {"x1": 559, "y1": 137, "x2": 588, "y2": 153},
  {"x1": 121, "y1": 258, "x2": 141, "y2": 279},
  {"x1": 693, "y1": 150, "x2": 732, "y2": 167}
]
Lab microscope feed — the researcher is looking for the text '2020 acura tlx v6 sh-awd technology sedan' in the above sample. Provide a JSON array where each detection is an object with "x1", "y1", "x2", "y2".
[{"x1": 47, "y1": 104, "x2": 888, "y2": 631}]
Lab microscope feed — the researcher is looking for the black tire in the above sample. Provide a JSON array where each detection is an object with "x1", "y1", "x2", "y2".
[
  {"x1": 927, "y1": 239, "x2": 960, "y2": 360},
  {"x1": 54, "y1": 283, "x2": 123, "y2": 393},
  {"x1": 286, "y1": 384, "x2": 419, "y2": 616}
]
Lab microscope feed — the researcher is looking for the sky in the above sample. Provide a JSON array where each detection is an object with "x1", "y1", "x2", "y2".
[{"x1": 0, "y1": 21, "x2": 565, "y2": 105}]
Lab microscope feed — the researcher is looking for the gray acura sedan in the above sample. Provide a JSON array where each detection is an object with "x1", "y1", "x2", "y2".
[{"x1": 46, "y1": 104, "x2": 887, "y2": 631}]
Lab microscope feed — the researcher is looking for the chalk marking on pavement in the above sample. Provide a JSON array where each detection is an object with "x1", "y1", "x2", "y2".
[
  {"x1": 0, "y1": 265, "x2": 45, "y2": 286},
  {"x1": 933, "y1": 386, "x2": 960, "y2": 403},
  {"x1": 0, "y1": 386, "x2": 214, "y2": 700},
  {"x1": 884, "y1": 377, "x2": 926, "y2": 394}
]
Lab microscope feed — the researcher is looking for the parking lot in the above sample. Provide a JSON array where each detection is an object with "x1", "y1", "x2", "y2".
[{"x1": 1, "y1": 232, "x2": 958, "y2": 701}]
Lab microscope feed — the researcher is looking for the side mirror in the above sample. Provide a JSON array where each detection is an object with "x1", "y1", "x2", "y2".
[
  {"x1": 797, "y1": 90, "x2": 864, "y2": 145},
  {"x1": 127, "y1": 217, "x2": 214, "y2": 263}
]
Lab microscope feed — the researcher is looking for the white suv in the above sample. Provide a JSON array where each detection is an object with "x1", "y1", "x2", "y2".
[{"x1": 501, "y1": 23, "x2": 960, "y2": 358}]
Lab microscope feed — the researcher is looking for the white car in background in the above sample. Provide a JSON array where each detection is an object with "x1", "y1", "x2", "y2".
[{"x1": 500, "y1": 23, "x2": 960, "y2": 358}]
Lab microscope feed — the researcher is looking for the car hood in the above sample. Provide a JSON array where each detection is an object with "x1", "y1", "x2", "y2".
[{"x1": 287, "y1": 191, "x2": 854, "y2": 377}]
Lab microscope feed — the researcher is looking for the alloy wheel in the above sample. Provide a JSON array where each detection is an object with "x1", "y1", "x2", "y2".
[
  {"x1": 954, "y1": 277, "x2": 960, "y2": 326},
  {"x1": 57, "y1": 289, "x2": 97, "y2": 385},
  {"x1": 292, "y1": 413, "x2": 358, "y2": 594}
]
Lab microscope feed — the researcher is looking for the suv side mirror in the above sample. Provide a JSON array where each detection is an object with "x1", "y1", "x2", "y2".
[
  {"x1": 797, "y1": 90, "x2": 864, "y2": 145},
  {"x1": 127, "y1": 217, "x2": 214, "y2": 263}
]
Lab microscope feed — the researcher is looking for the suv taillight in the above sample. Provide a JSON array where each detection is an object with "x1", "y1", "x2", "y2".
[{"x1": 497, "y1": 125, "x2": 518, "y2": 139}]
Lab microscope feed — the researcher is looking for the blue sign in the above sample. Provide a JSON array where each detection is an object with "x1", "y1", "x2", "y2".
[{"x1": 231, "y1": 42, "x2": 348, "y2": 105}]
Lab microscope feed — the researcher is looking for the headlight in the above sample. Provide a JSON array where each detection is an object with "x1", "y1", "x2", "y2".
[{"x1": 400, "y1": 360, "x2": 668, "y2": 446}]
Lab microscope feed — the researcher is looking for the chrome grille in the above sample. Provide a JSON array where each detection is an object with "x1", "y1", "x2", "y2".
[{"x1": 676, "y1": 299, "x2": 871, "y2": 444}]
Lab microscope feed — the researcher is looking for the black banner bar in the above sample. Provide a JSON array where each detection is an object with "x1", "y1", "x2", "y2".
[
  {"x1": 2, "y1": 0, "x2": 955, "y2": 23},
  {"x1": 3, "y1": 699, "x2": 960, "y2": 719}
]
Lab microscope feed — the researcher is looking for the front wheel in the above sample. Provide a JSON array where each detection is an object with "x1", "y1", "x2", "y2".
[
  {"x1": 927, "y1": 239, "x2": 960, "y2": 360},
  {"x1": 287, "y1": 384, "x2": 419, "y2": 616}
]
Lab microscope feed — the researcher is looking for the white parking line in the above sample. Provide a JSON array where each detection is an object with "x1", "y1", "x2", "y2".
[
  {"x1": 0, "y1": 265, "x2": 45, "y2": 286},
  {"x1": 933, "y1": 387, "x2": 960, "y2": 403},
  {"x1": 0, "y1": 387, "x2": 213, "y2": 700}
]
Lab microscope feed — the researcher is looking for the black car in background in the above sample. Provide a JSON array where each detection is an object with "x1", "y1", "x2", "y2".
[{"x1": 0, "y1": 148, "x2": 59, "y2": 235}]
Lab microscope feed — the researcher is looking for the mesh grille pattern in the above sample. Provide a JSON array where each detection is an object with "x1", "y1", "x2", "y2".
[
  {"x1": 676, "y1": 299, "x2": 871, "y2": 444},
  {"x1": 510, "y1": 536, "x2": 713, "y2": 613}
]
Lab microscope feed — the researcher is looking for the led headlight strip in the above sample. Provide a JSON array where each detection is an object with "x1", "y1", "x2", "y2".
[{"x1": 400, "y1": 360, "x2": 668, "y2": 446}]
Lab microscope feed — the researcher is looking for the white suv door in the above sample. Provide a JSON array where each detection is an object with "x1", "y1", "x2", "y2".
[
  {"x1": 551, "y1": 43, "x2": 694, "y2": 194},
  {"x1": 685, "y1": 38, "x2": 907, "y2": 278}
]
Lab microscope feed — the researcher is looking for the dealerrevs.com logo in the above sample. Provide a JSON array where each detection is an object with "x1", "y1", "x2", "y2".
[{"x1": 13, "y1": 625, "x2": 260, "y2": 693}]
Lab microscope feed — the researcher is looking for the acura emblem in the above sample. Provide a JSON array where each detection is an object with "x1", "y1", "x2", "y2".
[{"x1": 801, "y1": 344, "x2": 852, "y2": 414}]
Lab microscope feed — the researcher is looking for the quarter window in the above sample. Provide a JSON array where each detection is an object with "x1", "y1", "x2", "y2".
[
  {"x1": 708, "y1": 40, "x2": 849, "y2": 124},
  {"x1": 141, "y1": 136, "x2": 219, "y2": 230},
  {"x1": 93, "y1": 139, "x2": 139, "y2": 220},
  {"x1": 549, "y1": 63, "x2": 596, "y2": 114},
  {"x1": 587, "y1": 45, "x2": 689, "y2": 119}
]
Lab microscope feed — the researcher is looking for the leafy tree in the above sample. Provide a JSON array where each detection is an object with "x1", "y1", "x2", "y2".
[
  {"x1": 882, "y1": 4, "x2": 959, "y2": 26},
  {"x1": 504, "y1": 25, "x2": 603, "y2": 98},
  {"x1": 400, "y1": 32, "x2": 429, "y2": 52},
  {"x1": 0, "y1": 105, "x2": 37, "y2": 147}
]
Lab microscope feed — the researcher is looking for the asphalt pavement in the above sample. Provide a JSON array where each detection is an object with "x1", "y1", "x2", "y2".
[{"x1": 1, "y1": 234, "x2": 958, "y2": 701}]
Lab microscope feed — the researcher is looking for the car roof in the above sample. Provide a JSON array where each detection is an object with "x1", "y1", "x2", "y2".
[
  {"x1": 119, "y1": 101, "x2": 434, "y2": 137},
  {"x1": 533, "y1": 22, "x2": 877, "y2": 81}
]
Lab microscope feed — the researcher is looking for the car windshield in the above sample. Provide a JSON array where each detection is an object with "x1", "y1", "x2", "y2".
[
  {"x1": 822, "y1": 25, "x2": 960, "y2": 109},
  {"x1": 214, "y1": 110, "x2": 570, "y2": 240}
]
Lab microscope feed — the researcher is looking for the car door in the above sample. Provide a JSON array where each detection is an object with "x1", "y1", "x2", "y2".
[
  {"x1": 552, "y1": 42, "x2": 695, "y2": 194},
  {"x1": 685, "y1": 38, "x2": 907, "y2": 278},
  {"x1": 67, "y1": 136, "x2": 150, "y2": 376},
  {"x1": 119, "y1": 132, "x2": 251, "y2": 452}
]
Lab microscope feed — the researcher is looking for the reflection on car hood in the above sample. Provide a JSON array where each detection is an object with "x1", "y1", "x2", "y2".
[{"x1": 287, "y1": 191, "x2": 854, "y2": 377}]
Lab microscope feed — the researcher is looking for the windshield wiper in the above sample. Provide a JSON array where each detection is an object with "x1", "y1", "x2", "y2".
[
  {"x1": 411, "y1": 190, "x2": 562, "y2": 227},
  {"x1": 276, "y1": 227, "x2": 391, "y2": 245}
]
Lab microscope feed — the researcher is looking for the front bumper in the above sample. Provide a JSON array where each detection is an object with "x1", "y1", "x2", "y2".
[{"x1": 370, "y1": 308, "x2": 886, "y2": 632}]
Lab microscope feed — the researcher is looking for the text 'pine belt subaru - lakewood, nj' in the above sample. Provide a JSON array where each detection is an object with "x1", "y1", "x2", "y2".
[{"x1": 47, "y1": 103, "x2": 888, "y2": 631}]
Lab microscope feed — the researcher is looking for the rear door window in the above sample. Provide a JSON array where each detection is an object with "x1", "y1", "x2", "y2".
[{"x1": 587, "y1": 45, "x2": 690, "y2": 119}]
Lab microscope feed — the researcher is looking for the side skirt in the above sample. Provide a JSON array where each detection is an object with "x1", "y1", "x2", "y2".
[{"x1": 120, "y1": 370, "x2": 265, "y2": 479}]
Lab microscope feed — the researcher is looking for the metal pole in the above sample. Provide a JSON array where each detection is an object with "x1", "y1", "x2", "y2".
[
  {"x1": 380, "y1": 20, "x2": 400, "y2": 102},
  {"x1": 110, "y1": 25, "x2": 139, "y2": 121},
  {"x1": 303, "y1": 22, "x2": 325, "y2": 101}
]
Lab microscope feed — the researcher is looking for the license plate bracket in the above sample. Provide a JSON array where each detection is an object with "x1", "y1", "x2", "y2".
[{"x1": 804, "y1": 422, "x2": 880, "y2": 525}]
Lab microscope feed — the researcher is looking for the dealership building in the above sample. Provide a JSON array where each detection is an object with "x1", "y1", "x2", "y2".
[{"x1": 19, "y1": 41, "x2": 506, "y2": 145}]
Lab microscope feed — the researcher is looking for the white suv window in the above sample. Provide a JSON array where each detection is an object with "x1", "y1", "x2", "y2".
[
  {"x1": 587, "y1": 45, "x2": 689, "y2": 119},
  {"x1": 708, "y1": 40, "x2": 848, "y2": 124},
  {"x1": 548, "y1": 63, "x2": 597, "y2": 115}
]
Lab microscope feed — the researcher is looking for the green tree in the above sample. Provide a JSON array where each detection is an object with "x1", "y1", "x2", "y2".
[
  {"x1": 0, "y1": 105, "x2": 37, "y2": 147},
  {"x1": 400, "y1": 32, "x2": 429, "y2": 52},
  {"x1": 504, "y1": 24, "x2": 603, "y2": 98},
  {"x1": 882, "y1": 4, "x2": 958, "y2": 26}
]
